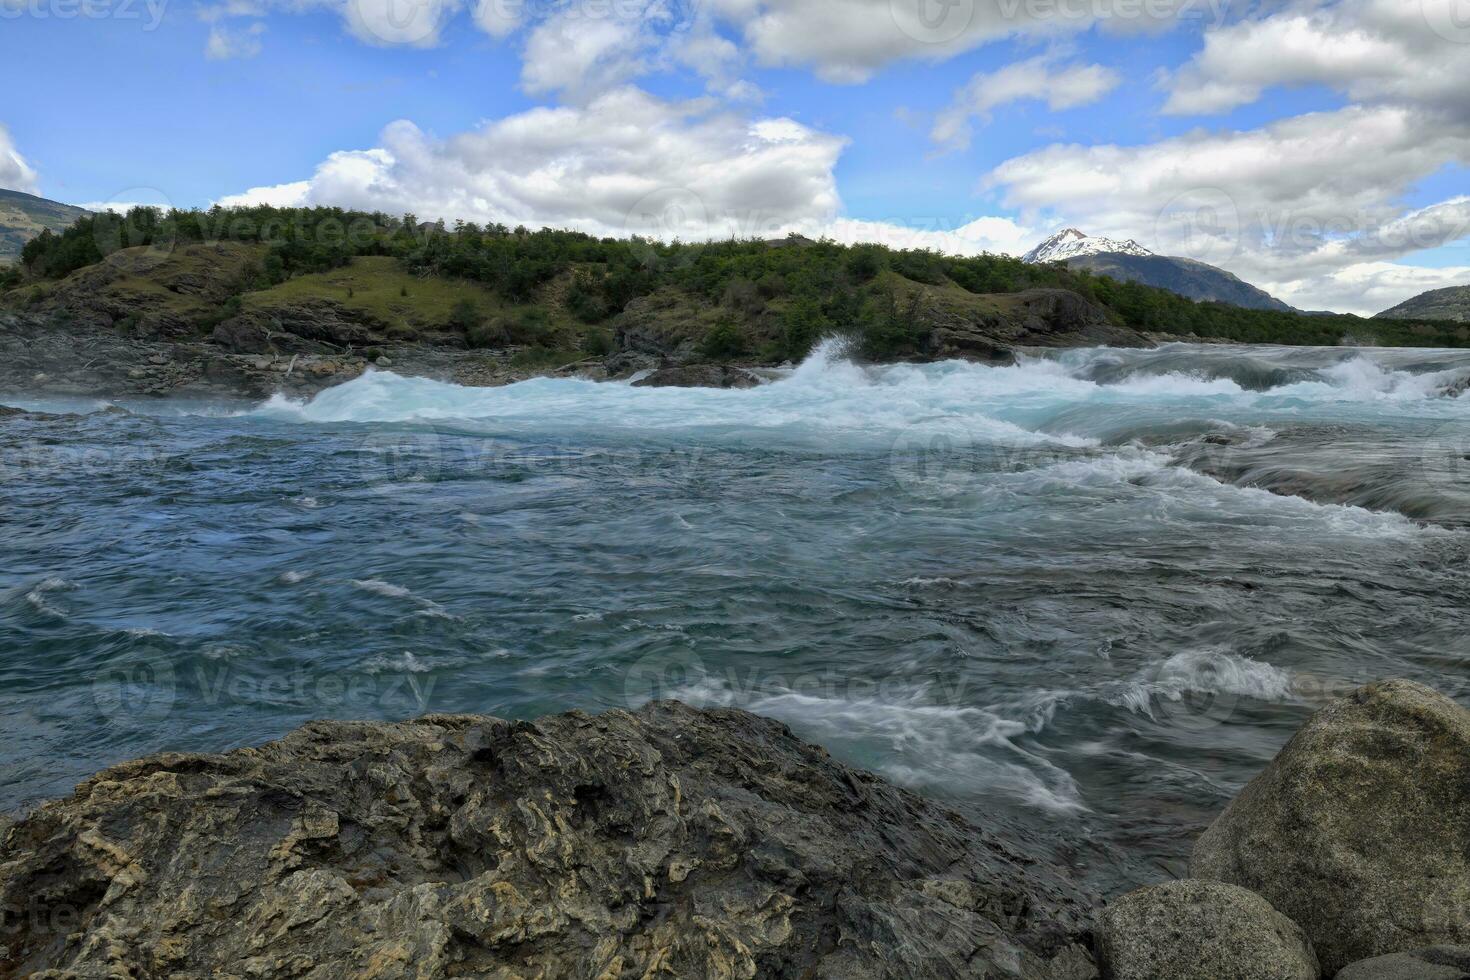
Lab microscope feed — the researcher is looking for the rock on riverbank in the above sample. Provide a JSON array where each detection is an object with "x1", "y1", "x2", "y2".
[
  {"x1": 0, "y1": 701, "x2": 1098, "y2": 978},
  {"x1": 1095, "y1": 679, "x2": 1470, "y2": 979},
  {"x1": 1191, "y1": 679, "x2": 1470, "y2": 975}
]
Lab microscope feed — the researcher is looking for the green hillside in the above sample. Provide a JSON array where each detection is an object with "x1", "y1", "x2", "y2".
[
  {"x1": 1375, "y1": 284, "x2": 1470, "y2": 323},
  {"x1": 0, "y1": 188, "x2": 90, "y2": 263},
  {"x1": 4, "y1": 204, "x2": 1468, "y2": 358}
]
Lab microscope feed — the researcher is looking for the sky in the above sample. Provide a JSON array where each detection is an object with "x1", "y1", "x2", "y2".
[{"x1": 1, "y1": 0, "x2": 1468, "y2": 315}]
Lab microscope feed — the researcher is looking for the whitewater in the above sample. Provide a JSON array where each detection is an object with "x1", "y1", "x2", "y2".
[{"x1": 2, "y1": 341, "x2": 1467, "y2": 891}]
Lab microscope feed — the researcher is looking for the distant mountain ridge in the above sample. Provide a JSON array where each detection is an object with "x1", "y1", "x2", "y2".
[
  {"x1": 1374, "y1": 284, "x2": 1470, "y2": 323},
  {"x1": 0, "y1": 188, "x2": 90, "y2": 263},
  {"x1": 1022, "y1": 228, "x2": 1293, "y2": 312}
]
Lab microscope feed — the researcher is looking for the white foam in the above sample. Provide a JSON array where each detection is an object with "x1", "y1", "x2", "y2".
[
  {"x1": 350, "y1": 578, "x2": 414, "y2": 599},
  {"x1": 350, "y1": 577, "x2": 453, "y2": 619},
  {"x1": 24, "y1": 577, "x2": 76, "y2": 618},
  {"x1": 359, "y1": 650, "x2": 432, "y2": 675},
  {"x1": 984, "y1": 449, "x2": 1434, "y2": 537},
  {"x1": 1111, "y1": 649, "x2": 1297, "y2": 718},
  {"x1": 670, "y1": 677, "x2": 1088, "y2": 814}
]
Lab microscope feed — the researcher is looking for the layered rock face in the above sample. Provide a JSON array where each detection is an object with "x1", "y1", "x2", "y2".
[
  {"x1": 0, "y1": 701, "x2": 1097, "y2": 979},
  {"x1": 1191, "y1": 680, "x2": 1470, "y2": 974}
]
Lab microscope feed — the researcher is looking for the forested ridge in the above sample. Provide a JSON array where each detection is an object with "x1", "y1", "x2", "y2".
[{"x1": 5, "y1": 204, "x2": 1466, "y2": 356}]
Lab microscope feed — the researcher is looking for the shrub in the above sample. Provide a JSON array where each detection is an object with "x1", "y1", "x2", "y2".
[
  {"x1": 698, "y1": 319, "x2": 748, "y2": 361},
  {"x1": 846, "y1": 246, "x2": 885, "y2": 282},
  {"x1": 781, "y1": 296, "x2": 831, "y2": 361},
  {"x1": 466, "y1": 321, "x2": 507, "y2": 349},
  {"x1": 446, "y1": 298, "x2": 483, "y2": 332},
  {"x1": 567, "y1": 273, "x2": 610, "y2": 323},
  {"x1": 581, "y1": 328, "x2": 613, "y2": 356}
]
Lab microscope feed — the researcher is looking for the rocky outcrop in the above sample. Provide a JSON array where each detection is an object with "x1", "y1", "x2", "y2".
[
  {"x1": 926, "y1": 289, "x2": 1149, "y2": 363},
  {"x1": 631, "y1": 363, "x2": 762, "y2": 389},
  {"x1": 1192, "y1": 680, "x2": 1470, "y2": 975},
  {"x1": 1095, "y1": 880, "x2": 1318, "y2": 980},
  {"x1": 1334, "y1": 946, "x2": 1470, "y2": 980},
  {"x1": 0, "y1": 311, "x2": 372, "y2": 399},
  {"x1": 0, "y1": 701, "x2": 1099, "y2": 979},
  {"x1": 24, "y1": 242, "x2": 265, "y2": 338},
  {"x1": 212, "y1": 299, "x2": 388, "y2": 354}
]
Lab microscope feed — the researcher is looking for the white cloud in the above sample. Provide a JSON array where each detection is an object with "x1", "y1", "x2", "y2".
[
  {"x1": 470, "y1": 0, "x2": 521, "y2": 37},
  {"x1": 205, "y1": 22, "x2": 266, "y2": 59},
  {"x1": 1164, "y1": 0, "x2": 1470, "y2": 116},
  {"x1": 814, "y1": 215, "x2": 1037, "y2": 255},
  {"x1": 341, "y1": 0, "x2": 462, "y2": 46},
  {"x1": 218, "y1": 87, "x2": 847, "y2": 240},
  {"x1": 0, "y1": 124, "x2": 39, "y2": 195},
  {"x1": 705, "y1": 0, "x2": 1190, "y2": 84},
  {"x1": 932, "y1": 54, "x2": 1119, "y2": 151},
  {"x1": 1263, "y1": 261, "x2": 1470, "y2": 318},
  {"x1": 987, "y1": 104, "x2": 1470, "y2": 311},
  {"x1": 520, "y1": 12, "x2": 648, "y2": 98}
]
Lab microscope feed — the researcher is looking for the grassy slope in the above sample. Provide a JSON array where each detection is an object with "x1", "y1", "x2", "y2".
[
  {"x1": 245, "y1": 256, "x2": 594, "y2": 347},
  {"x1": 1375, "y1": 285, "x2": 1470, "y2": 323},
  {"x1": 10, "y1": 242, "x2": 264, "y2": 330},
  {"x1": 0, "y1": 190, "x2": 91, "y2": 263}
]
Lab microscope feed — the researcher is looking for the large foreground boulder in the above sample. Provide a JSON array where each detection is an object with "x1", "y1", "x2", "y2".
[
  {"x1": 0, "y1": 701, "x2": 1097, "y2": 978},
  {"x1": 1192, "y1": 680, "x2": 1470, "y2": 974},
  {"x1": 1096, "y1": 879, "x2": 1318, "y2": 980},
  {"x1": 1334, "y1": 946, "x2": 1470, "y2": 980}
]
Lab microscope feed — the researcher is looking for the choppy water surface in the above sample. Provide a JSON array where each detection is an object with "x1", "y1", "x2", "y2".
[{"x1": 3, "y1": 341, "x2": 1468, "y2": 893}]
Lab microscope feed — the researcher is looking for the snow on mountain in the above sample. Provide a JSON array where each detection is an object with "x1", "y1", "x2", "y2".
[{"x1": 1022, "y1": 228, "x2": 1152, "y2": 264}]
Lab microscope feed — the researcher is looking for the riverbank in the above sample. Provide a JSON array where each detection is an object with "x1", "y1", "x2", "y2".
[
  {"x1": 0, "y1": 275, "x2": 1155, "y2": 401},
  {"x1": 0, "y1": 680, "x2": 1465, "y2": 977}
]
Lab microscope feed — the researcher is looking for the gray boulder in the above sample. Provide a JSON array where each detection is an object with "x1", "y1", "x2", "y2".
[
  {"x1": 1192, "y1": 680, "x2": 1470, "y2": 974},
  {"x1": 1096, "y1": 879, "x2": 1318, "y2": 980},
  {"x1": 1334, "y1": 946, "x2": 1470, "y2": 980},
  {"x1": 0, "y1": 701, "x2": 1097, "y2": 978},
  {"x1": 631, "y1": 363, "x2": 761, "y2": 388}
]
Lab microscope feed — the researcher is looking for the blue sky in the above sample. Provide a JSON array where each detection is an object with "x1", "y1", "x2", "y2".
[{"x1": 2, "y1": 0, "x2": 1468, "y2": 314}]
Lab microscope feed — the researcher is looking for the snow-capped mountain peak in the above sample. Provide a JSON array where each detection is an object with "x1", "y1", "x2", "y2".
[{"x1": 1022, "y1": 228, "x2": 1153, "y2": 264}]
